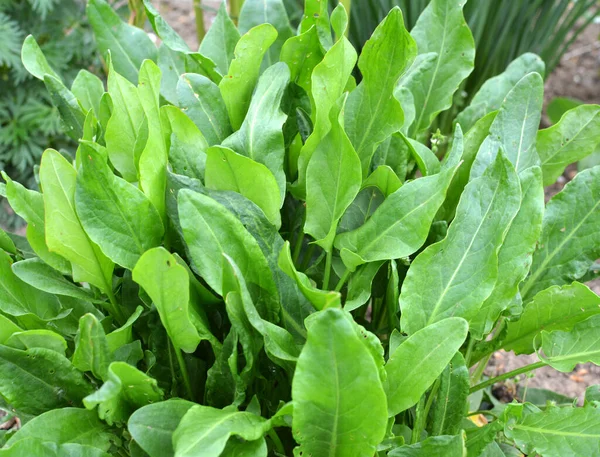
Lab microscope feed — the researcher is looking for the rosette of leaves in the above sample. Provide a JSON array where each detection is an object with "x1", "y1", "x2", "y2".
[{"x1": 1, "y1": 0, "x2": 600, "y2": 456}]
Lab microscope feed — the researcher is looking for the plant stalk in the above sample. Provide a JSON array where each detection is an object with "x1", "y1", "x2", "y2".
[
  {"x1": 193, "y1": 0, "x2": 206, "y2": 45},
  {"x1": 323, "y1": 249, "x2": 333, "y2": 290},
  {"x1": 175, "y1": 347, "x2": 194, "y2": 400},
  {"x1": 334, "y1": 269, "x2": 351, "y2": 292},
  {"x1": 229, "y1": 0, "x2": 244, "y2": 24},
  {"x1": 469, "y1": 361, "x2": 547, "y2": 394},
  {"x1": 410, "y1": 395, "x2": 426, "y2": 444},
  {"x1": 267, "y1": 428, "x2": 285, "y2": 455}
]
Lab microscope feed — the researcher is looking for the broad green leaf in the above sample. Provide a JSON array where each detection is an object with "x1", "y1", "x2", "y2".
[
  {"x1": 5, "y1": 330, "x2": 67, "y2": 355},
  {"x1": 277, "y1": 241, "x2": 340, "y2": 311},
  {"x1": 280, "y1": 25, "x2": 324, "y2": 95},
  {"x1": 371, "y1": 133, "x2": 411, "y2": 183},
  {"x1": 128, "y1": 399, "x2": 195, "y2": 457},
  {"x1": 457, "y1": 53, "x2": 545, "y2": 132},
  {"x1": 345, "y1": 7, "x2": 416, "y2": 174},
  {"x1": 84, "y1": 362, "x2": 164, "y2": 425},
  {"x1": 21, "y1": 35, "x2": 61, "y2": 81},
  {"x1": 73, "y1": 314, "x2": 111, "y2": 380},
  {"x1": 388, "y1": 434, "x2": 465, "y2": 457},
  {"x1": 87, "y1": 0, "x2": 157, "y2": 83},
  {"x1": 223, "y1": 62, "x2": 290, "y2": 200},
  {"x1": 470, "y1": 73, "x2": 543, "y2": 177},
  {"x1": 292, "y1": 308, "x2": 387, "y2": 456},
  {"x1": 362, "y1": 166, "x2": 402, "y2": 197},
  {"x1": 219, "y1": 24, "x2": 278, "y2": 130},
  {"x1": 138, "y1": 60, "x2": 168, "y2": 221},
  {"x1": 0, "y1": 439, "x2": 111, "y2": 457},
  {"x1": 44, "y1": 75, "x2": 86, "y2": 141},
  {"x1": 345, "y1": 261, "x2": 385, "y2": 312},
  {"x1": 431, "y1": 353, "x2": 469, "y2": 436},
  {"x1": 505, "y1": 405, "x2": 600, "y2": 457},
  {"x1": 385, "y1": 317, "x2": 468, "y2": 416},
  {"x1": 157, "y1": 44, "x2": 185, "y2": 104},
  {"x1": 223, "y1": 255, "x2": 299, "y2": 371},
  {"x1": 541, "y1": 314, "x2": 600, "y2": 371},
  {"x1": 548, "y1": 97, "x2": 584, "y2": 125},
  {"x1": 0, "y1": 228, "x2": 16, "y2": 255},
  {"x1": 503, "y1": 282, "x2": 600, "y2": 355},
  {"x1": 75, "y1": 147, "x2": 163, "y2": 270},
  {"x1": 400, "y1": 152, "x2": 520, "y2": 333},
  {"x1": 238, "y1": 0, "x2": 293, "y2": 69},
  {"x1": 335, "y1": 160, "x2": 458, "y2": 271},
  {"x1": 71, "y1": 70, "x2": 104, "y2": 116},
  {"x1": 0, "y1": 315, "x2": 22, "y2": 344},
  {"x1": 205, "y1": 146, "x2": 282, "y2": 228},
  {"x1": 106, "y1": 306, "x2": 144, "y2": 352},
  {"x1": 177, "y1": 74, "x2": 231, "y2": 146},
  {"x1": 222, "y1": 438, "x2": 267, "y2": 456},
  {"x1": 403, "y1": 135, "x2": 440, "y2": 176},
  {"x1": 162, "y1": 105, "x2": 208, "y2": 181},
  {"x1": 299, "y1": 0, "x2": 331, "y2": 50},
  {"x1": 470, "y1": 166, "x2": 544, "y2": 338},
  {"x1": 409, "y1": 0, "x2": 475, "y2": 136},
  {"x1": 105, "y1": 61, "x2": 144, "y2": 181},
  {"x1": 5, "y1": 408, "x2": 112, "y2": 450},
  {"x1": 538, "y1": 104, "x2": 600, "y2": 185},
  {"x1": 11, "y1": 258, "x2": 98, "y2": 303},
  {"x1": 305, "y1": 96, "x2": 361, "y2": 251},
  {"x1": 178, "y1": 190, "x2": 279, "y2": 321},
  {"x1": 0, "y1": 345, "x2": 92, "y2": 415},
  {"x1": 521, "y1": 165, "x2": 600, "y2": 300},
  {"x1": 0, "y1": 251, "x2": 64, "y2": 326},
  {"x1": 293, "y1": 25, "x2": 357, "y2": 198},
  {"x1": 132, "y1": 248, "x2": 201, "y2": 353},
  {"x1": 199, "y1": 2, "x2": 239, "y2": 74},
  {"x1": 173, "y1": 405, "x2": 268, "y2": 457}
]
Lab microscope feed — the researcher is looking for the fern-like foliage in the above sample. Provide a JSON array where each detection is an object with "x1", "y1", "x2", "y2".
[{"x1": 0, "y1": 0, "x2": 100, "y2": 229}]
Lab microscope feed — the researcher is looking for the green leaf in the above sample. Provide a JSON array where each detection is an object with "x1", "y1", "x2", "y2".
[
  {"x1": 199, "y1": 2, "x2": 240, "y2": 75},
  {"x1": 132, "y1": 248, "x2": 201, "y2": 353},
  {"x1": 0, "y1": 314, "x2": 22, "y2": 344},
  {"x1": 541, "y1": 314, "x2": 600, "y2": 371},
  {"x1": 223, "y1": 62, "x2": 290, "y2": 201},
  {"x1": 11, "y1": 258, "x2": 98, "y2": 303},
  {"x1": 345, "y1": 261, "x2": 385, "y2": 312},
  {"x1": 75, "y1": 147, "x2": 164, "y2": 270},
  {"x1": 238, "y1": 0, "x2": 293, "y2": 70},
  {"x1": 335, "y1": 159, "x2": 458, "y2": 271},
  {"x1": 20, "y1": 35, "x2": 61, "y2": 81},
  {"x1": 345, "y1": 7, "x2": 416, "y2": 174},
  {"x1": 173, "y1": 405, "x2": 268, "y2": 457},
  {"x1": 456, "y1": 53, "x2": 545, "y2": 132},
  {"x1": 431, "y1": 353, "x2": 469, "y2": 436},
  {"x1": 178, "y1": 190, "x2": 279, "y2": 322},
  {"x1": 5, "y1": 408, "x2": 112, "y2": 451},
  {"x1": 162, "y1": 105, "x2": 208, "y2": 181},
  {"x1": 292, "y1": 308, "x2": 387, "y2": 456},
  {"x1": 400, "y1": 151, "x2": 521, "y2": 333},
  {"x1": 469, "y1": 166, "x2": 544, "y2": 338},
  {"x1": 293, "y1": 27, "x2": 357, "y2": 198},
  {"x1": 305, "y1": 95, "x2": 361, "y2": 251},
  {"x1": 470, "y1": 73, "x2": 543, "y2": 177},
  {"x1": 402, "y1": 135, "x2": 440, "y2": 176},
  {"x1": 385, "y1": 317, "x2": 468, "y2": 416},
  {"x1": 277, "y1": 241, "x2": 340, "y2": 311},
  {"x1": 0, "y1": 228, "x2": 16, "y2": 255},
  {"x1": 106, "y1": 306, "x2": 143, "y2": 353},
  {"x1": 521, "y1": 165, "x2": 600, "y2": 300},
  {"x1": 72, "y1": 314, "x2": 111, "y2": 380},
  {"x1": 222, "y1": 437, "x2": 267, "y2": 456},
  {"x1": 44, "y1": 75, "x2": 86, "y2": 141},
  {"x1": 177, "y1": 73, "x2": 232, "y2": 147},
  {"x1": 547, "y1": 97, "x2": 584, "y2": 125},
  {"x1": 87, "y1": 0, "x2": 157, "y2": 84},
  {"x1": 0, "y1": 345, "x2": 92, "y2": 415},
  {"x1": 71, "y1": 70, "x2": 104, "y2": 117},
  {"x1": 84, "y1": 362, "x2": 164, "y2": 425},
  {"x1": 5, "y1": 330, "x2": 67, "y2": 355},
  {"x1": 205, "y1": 146, "x2": 282, "y2": 228},
  {"x1": 538, "y1": 104, "x2": 600, "y2": 185},
  {"x1": 105, "y1": 60, "x2": 144, "y2": 181},
  {"x1": 505, "y1": 405, "x2": 600, "y2": 457},
  {"x1": 137, "y1": 60, "x2": 169, "y2": 221},
  {"x1": 503, "y1": 282, "x2": 600, "y2": 355},
  {"x1": 128, "y1": 399, "x2": 195, "y2": 457},
  {"x1": 408, "y1": 0, "x2": 475, "y2": 136},
  {"x1": 362, "y1": 166, "x2": 402, "y2": 197},
  {"x1": 388, "y1": 434, "x2": 466, "y2": 457},
  {"x1": 0, "y1": 440, "x2": 111, "y2": 457},
  {"x1": 280, "y1": 25, "x2": 325, "y2": 95},
  {"x1": 219, "y1": 24, "x2": 278, "y2": 130}
]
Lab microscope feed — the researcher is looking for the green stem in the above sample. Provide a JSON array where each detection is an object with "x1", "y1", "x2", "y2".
[
  {"x1": 471, "y1": 353, "x2": 492, "y2": 386},
  {"x1": 300, "y1": 243, "x2": 316, "y2": 271},
  {"x1": 323, "y1": 249, "x2": 333, "y2": 290},
  {"x1": 229, "y1": 0, "x2": 244, "y2": 24},
  {"x1": 267, "y1": 428, "x2": 285, "y2": 455},
  {"x1": 292, "y1": 230, "x2": 305, "y2": 266},
  {"x1": 464, "y1": 337, "x2": 475, "y2": 367},
  {"x1": 334, "y1": 268, "x2": 351, "y2": 292},
  {"x1": 193, "y1": 0, "x2": 206, "y2": 44},
  {"x1": 417, "y1": 377, "x2": 440, "y2": 437},
  {"x1": 411, "y1": 395, "x2": 426, "y2": 444},
  {"x1": 469, "y1": 361, "x2": 547, "y2": 394},
  {"x1": 106, "y1": 288, "x2": 126, "y2": 325},
  {"x1": 175, "y1": 347, "x2": 194, "y2": 401}
]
